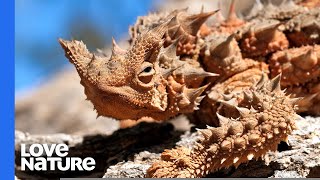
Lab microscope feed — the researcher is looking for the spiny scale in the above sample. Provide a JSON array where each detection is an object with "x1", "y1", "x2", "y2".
[{"x1": 147, "y1": 75, "x2": 298, "y2": 177}]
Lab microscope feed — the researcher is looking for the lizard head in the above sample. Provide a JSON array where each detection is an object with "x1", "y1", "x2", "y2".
[
  {"x1": 59, "y1": 22, "x2": 170, "y2": 120},
  {"x1": 59, "y1": 21, "x2": 214, "y2": 121}
]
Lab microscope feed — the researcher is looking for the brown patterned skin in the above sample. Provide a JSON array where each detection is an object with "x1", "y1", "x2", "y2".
[
  {"x1": 193, "y1": 68, "x2": 268, "y2": 127},
  {"x1": 147, "y1": 75, "x2": 299, "y2": 178},
  {"x1": 195, "y1": 32, "x2": 269, "y2": 126},
  {"x1": 269, "y1": 45, "x2": 320, "y2": 87},
  {"x1": 238, "y1": 19, "x2": 289, "y2": 58},
  {"x1": 269, "y1": 45, "x2": 320, "y2": 115},
  {"x1": 59, "y1": 24, "x2": 169, "y2": 120},
  {"x1": 129, "y1": 9, "x2": 217, "y2": 56},
  {"x1": 202, "y1": 33, "x2": 268, "y2": 82},
  {"x1": 59, "y1": 0, "x2": 320, "y2": 177},
  {"x1": 285, "y1": 8, "x2": 320, "y2": 46},
  {"x1": 59, "y1": 20, "x2": 216, "y2": 121}
]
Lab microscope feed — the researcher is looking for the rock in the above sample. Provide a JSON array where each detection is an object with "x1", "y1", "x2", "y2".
[
  {"x1": 103, "y1": 151, "x2": 159, "y2": 178},
  {"x1": 14, "y1": 114, "x2": 320, "y2": 178},
  {"x1": 15, "y1": 122, "x2": 182, "y2": 179},
  {"x1": 267, "y1": 116, "x2": 320, "y2": 178}
]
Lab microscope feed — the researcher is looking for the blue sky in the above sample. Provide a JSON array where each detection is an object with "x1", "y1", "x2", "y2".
[{"x1": 15, "y1": 0, "x2": 155, "y2": 93}]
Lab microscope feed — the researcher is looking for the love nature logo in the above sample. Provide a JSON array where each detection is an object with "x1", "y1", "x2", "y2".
[{"x1": 20, "y1": 144, "x2": 96, "y2": 171}]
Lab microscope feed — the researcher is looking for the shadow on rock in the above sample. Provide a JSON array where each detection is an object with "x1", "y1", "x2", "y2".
[{"x1": 15, "y1": 122, "x2": 184, "y2": 179}]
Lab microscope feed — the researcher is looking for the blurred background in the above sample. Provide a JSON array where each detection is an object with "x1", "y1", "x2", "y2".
[
  {"x1": 15, "y1": 0, "x2": 158, "y2": 95},
  {"x1": 15, "y1": 0, "x2": 161, "y2": 134},
  {"x1": 15, "y1": 0, "x2": 256, "y2": 135}
]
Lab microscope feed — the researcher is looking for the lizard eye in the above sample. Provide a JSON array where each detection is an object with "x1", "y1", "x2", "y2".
[
  {"x1": 138, "y1": 62, "x2": 155, "y2": 84},
  {"x1": 143, "y1": 66, "x2": 152, "y2": 73}
]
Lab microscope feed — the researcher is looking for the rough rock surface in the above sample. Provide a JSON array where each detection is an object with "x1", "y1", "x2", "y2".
[
  {"x1": 15, "y1": 116, "x2": 320, "y2": 178},
  {"x1": 15, "y1": 122, "x2": 182, "y2": 179}
]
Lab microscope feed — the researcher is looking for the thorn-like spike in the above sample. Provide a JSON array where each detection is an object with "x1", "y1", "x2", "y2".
[
  {"x1": 266, "y1": 0, "x2": 274, "y2": 7},
  {"x1": 267, "y1": 133, "x2": 273, "y2": 139},
  {"x1": 233, "y1": 157, "x2": 240, "y2": 163},
  {"x1": 161, "y1": 65, "x2": 184, "y2": 79},
  {"x1": 293, "y1": 49, "x2": 318, "y2": 70},
  {"x1": 288, "y1": 97, "x2": 302, "y2": 105},
  {"x1": 171, "y1": 25, "x2": 183, "y2": 39},
  {"x1": 247, "y1": 153, "x2": 254, "y2": 160},
  {"x1": 216, "y1": 113, "x2": 229, "y2": 126},
  {"x1": 183, "y1": 67, "x2": 219, "y2": 79},
  {"x1": 200, "y1": 5, "x2": 204, "y2": 13},
  {"x1": 236, "y1": 106, "x2": 251, "y2": 116},
  {"x1": 281, "y1": 88, "x2": 287, "y2": 94},
  {"x1": 89, "y1": 54, "x2": 96, "y2": 65},
  {"x1": 215, "y1": 5, "x2": 225, "y2": 22},
  {"x1": 243, "y1": 90, "x2": 252, "y2": 101},
  {"x1": 305, "y1": 49, "x2": 317, "y2": 59},
  {"x1": 197, "y1": 128, "x2": 213, "y2": 139},
  {"x1": 304, "y1": 93, "x2": 318, "y2": 101},
  {"x1": 184, "y1": 10, "x2": 219, "y2": 35},
  {"x1": 130, "y1": 20, "x2": 173, "y2": 66},
  {"x1": 227, "y1": 0, "x2": 237, "y2": 21},
  {"x1": 58, "y1": 38, "x2": 96, "y2": 83},
  {"x1": 256, "y1": 73, "x2": 269, "y2": 89},
  {"x1": 206, "y1": 125, "x2": 213, "y2": 129},
  {"x1": 248, "y1": 26, "x2": 255, "y2": 36},
  {"x1": 208, "y1": 144, "x2": 218, "y2": 154},
  {"x1": 219, "y1": 98, "x2": 238, "y2": 107},
  {"x1": 250, "y1": 106, "x2": 257, "y2": 113},
  {"x1": 255, "y1": 0, "x2": 263, "y2": 7},
  {"x1": 220, "y1": 158, "x2": 227, "y2": 164},
  {"x1": 183, "y1": 84, "x2": 209, "y2": 102},
  {"x1": 111, "y1": 37, "x2": 126, "y2": 56},
  {"x1": 162, "y1": 38, "x2": 180, "y2": 58},
  {"x1": 252, "y1": 91, "x2": 262, "y2": 103},
  {"x1": 225, "y1": 0, "x2": 245, "y2": 26},
  {"x1": 150, "y1": 18, "x2": 172, "y2": 38},
  {"x1": 201, "y1": 71, "x2": 219, "y2": 77},
  {"x1": 257, "y1": 22, "x2": 281, "y2": 35},
  {"x1": 269, "y1": 73, "x2": 281, "y2": 93},
  {"x1": 211, "y1": 34, "x2": 236, "y2": 58},
  {"x1": 195, "y1": 95, "x2": 205, "y2": 104},
  {"x1": 227, "y1": 33, "x2": 236, "y2": 43},
  {"x1": 222, "y1": 93, "x2": 234, "y2": 101}
]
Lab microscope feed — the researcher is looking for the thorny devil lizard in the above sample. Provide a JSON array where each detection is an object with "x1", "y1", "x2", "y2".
[{"x1": 59, "y1": 0, "x2": 320, "y2": 178}]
